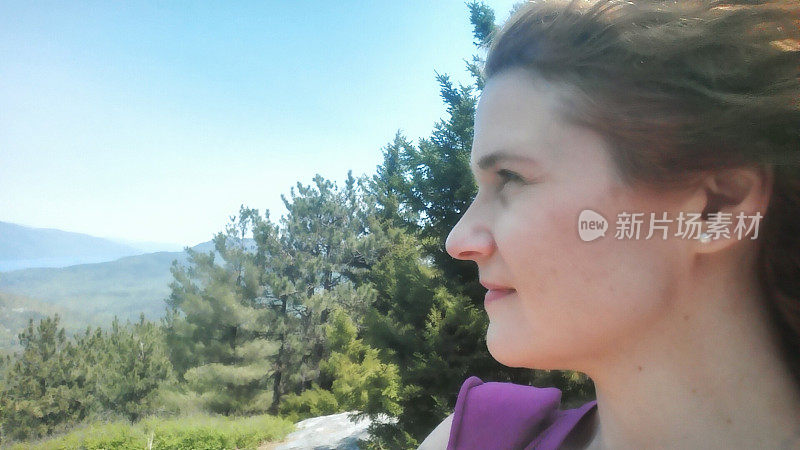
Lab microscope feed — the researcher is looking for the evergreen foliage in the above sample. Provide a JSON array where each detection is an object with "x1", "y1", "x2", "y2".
[
  {"x1": 164, "y1": 207, "x2": 277, "y2": 415},
  {"x1": 354, "y1": 2, "x2": 595, "y2": 446},
  {"x1": 0, "y1": 314, "x2": 175, "y2": 442},
  {"x1": 79, "y1": 314, "x2": 176, "y2": 422},
  {"x1": 0, "y1": 315, "x2": 91, "y2": 441}
]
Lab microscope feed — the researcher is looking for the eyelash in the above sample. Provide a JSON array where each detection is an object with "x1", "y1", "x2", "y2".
[{"x1": 496, "y1": 169, "x2": 525, "y2": 189}]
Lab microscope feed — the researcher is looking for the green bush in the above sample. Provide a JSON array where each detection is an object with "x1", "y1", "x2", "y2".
[
  {"x1": 278, "y1": 384, "x2": 340, "y2": 422},
  {"x1": 7, "y1": 421, "x2": 142, "y2": 450},
  {"x1": 74, "y1": 422, "x2": 143, "y2": 450},
  {"x1": 276, "y1": 309, "x2": 403, "y2": 426},
  {"x1": 6, "y1": 412, "x2": 294, "y2": 450},
  {"x1": 321, "y1": 310, "x2": 402, "y2": 417}
]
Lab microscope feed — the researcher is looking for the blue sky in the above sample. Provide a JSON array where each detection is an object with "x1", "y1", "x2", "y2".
[{"x1": 1, "y1": 1, "x2": 520, "y2": 248}]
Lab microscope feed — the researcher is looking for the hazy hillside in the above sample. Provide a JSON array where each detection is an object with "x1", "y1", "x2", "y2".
[
  {"x1": 109, "y1": 238, "x2": 186, "y2": 254},
  {"x1": 0, "y1": 240, "x2": 224, "y2": 326},
  {"x1": 0, "y1": 221, "x2": 145, "y2": 271},
  {"x1": 0, "y1": 291, "x2": 86, "y2": 355}
]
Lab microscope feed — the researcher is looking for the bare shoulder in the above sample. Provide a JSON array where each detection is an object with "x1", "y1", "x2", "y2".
[{"x1": 417, "y1": 413, "x2": 455, "y2": 450}]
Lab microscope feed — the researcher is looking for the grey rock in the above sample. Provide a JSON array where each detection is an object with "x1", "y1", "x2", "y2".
[{"x1": 271, "y1": 411, "x2": 397, "y2": 450}]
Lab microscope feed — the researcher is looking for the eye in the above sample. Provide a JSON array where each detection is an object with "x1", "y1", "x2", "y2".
[{"x1": 496, "y1": 169, "x2": 525, "y2": 189}]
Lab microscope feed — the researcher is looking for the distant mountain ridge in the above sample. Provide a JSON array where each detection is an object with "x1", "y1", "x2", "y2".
[
  {"x1": 0, "y1": 238, "x2": 242, "y2": 326},
  {"x1": 0, "y1": 222, "x2": 255, "y2": 342},
  {"x1": 0, "y1": 221, "x2": 180, "y2": 272}
]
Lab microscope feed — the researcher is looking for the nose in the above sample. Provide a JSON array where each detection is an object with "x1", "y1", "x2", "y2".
[{"x1": 445, "y1": 204, "x2": 495, "y2": 261}]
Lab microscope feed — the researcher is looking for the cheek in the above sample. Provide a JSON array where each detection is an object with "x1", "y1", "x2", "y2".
[
  {"x1": 501, "y1": 202, "x2": 616, "y2": 305},
  {"x1": 497, "y1": 186, "x2": 616, "y2": 294},
  {"x1": 493, "y1": 186, "x2": 674, "y2": 360}
]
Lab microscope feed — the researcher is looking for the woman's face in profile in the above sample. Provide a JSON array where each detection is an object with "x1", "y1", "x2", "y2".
[{"x1": 446, "y1": 68, "x2": 693, "y2": 371}]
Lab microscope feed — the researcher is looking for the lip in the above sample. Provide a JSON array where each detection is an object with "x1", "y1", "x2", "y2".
[
  {"x1": 484, "y1": 288, "x2": 516, "y2": 303},
  {"x1": 480, "y1": 280, "x2": 516, "y2": 304},
  {"x1": 480, "y1": 280, "x2": 514, "y2": 290}
]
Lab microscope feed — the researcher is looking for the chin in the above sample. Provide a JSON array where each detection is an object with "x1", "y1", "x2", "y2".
[
  {"x1": 487, "y1": 330, "x2": 540, "y2": 369},
  {"x1": 487, "y1": 327, "x2": 575, "y2": 371}
]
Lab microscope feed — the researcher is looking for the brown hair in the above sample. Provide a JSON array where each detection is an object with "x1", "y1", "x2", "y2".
[{"x1": 483, "y1": 0, "x2": 800, "y2": 376}]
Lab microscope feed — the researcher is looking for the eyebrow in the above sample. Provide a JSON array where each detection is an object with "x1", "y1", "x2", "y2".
[{"x1": 473, "y1": 151, "x2": 541, "y2": 172}]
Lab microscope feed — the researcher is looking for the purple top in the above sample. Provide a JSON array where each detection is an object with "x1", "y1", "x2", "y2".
[{"x1": 447, "y1": 376, "x2": 597, "y2": 450}]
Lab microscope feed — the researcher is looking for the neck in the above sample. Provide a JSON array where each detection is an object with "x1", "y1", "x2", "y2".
[{"x1": 581, "y1": 249, "x2": 800, "y2": 449}]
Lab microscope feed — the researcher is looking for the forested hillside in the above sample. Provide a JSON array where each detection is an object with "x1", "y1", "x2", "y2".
[
  {"x1": 0, "y1": 240, "x2": 224, "y2": 326},
  {"x1": 0, "y1": 292, "x2": 81, "y2": 355}
]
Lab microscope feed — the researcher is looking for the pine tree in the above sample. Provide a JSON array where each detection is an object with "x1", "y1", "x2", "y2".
[
  {"x1": 389, "y1": 1, "x2": 499, "y2": 303},
  {"x1": 164, "y1": 207, "x2": 278, "y2": 415},
  {"x1": 254, "y1": 173, "x2": 374, "y2": 413},
  {"x1": 321, "y1": 309, "x2": 401, "y2": 417},
  {"x1": 278, "y1": 308, "x2": 402, "y2": 422},
  {"x1": 370, "y1": 132, "x2": 422, "y2": 233},
  {"x1": 165, "y1": 175, "x2": 377, "y2": 416},
  {"x1": 86, "y1": 314, "x2": 176, "y2": 421},
  {"x1": 0, "y1": 315, "x2": 92, "y2": 441},
  {"x1": 358, "y1": 2, "x2": 595, "y2": 446}
]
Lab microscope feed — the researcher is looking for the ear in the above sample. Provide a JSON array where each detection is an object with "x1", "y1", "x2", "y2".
[{"x1": 687, "y1": 165, "x2": 773, "y2": 254}]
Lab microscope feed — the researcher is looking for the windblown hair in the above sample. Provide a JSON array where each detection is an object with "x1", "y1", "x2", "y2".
[{"x1": 483, "y1": 0, "x2": 800, "y2": 377}]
